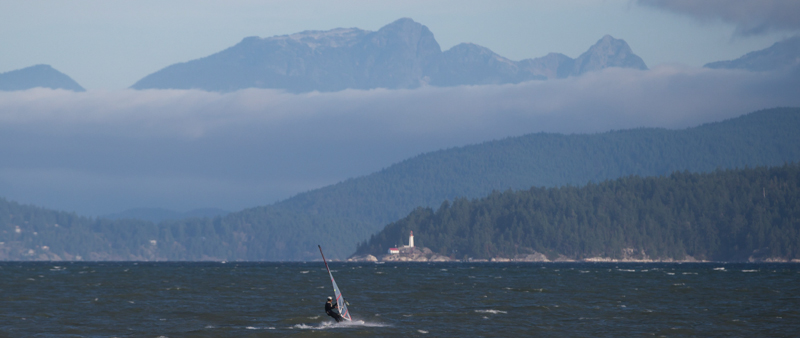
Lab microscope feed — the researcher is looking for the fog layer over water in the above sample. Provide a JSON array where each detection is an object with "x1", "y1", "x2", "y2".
[{"x1": 0, "y1": 66, "x2": 798, "y2": 215}]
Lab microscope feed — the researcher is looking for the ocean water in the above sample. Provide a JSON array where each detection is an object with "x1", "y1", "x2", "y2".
[{"x1": 1, "y1": 262, "x2": 798, "y2": 337}]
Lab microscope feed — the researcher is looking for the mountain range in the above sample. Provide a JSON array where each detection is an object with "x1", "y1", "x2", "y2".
[
  {"x1": 0, "y1": 64, "x2": 85, "y2": 92},
  {"x1": 4, "y1": 21, "x2": 799, "y2": 93},
  {"x1": 705, "y1": 35, "x2": 800, "y2": 72},
  {"x1": 131, "y1": 18, "x2": 647, "y2": 92}
]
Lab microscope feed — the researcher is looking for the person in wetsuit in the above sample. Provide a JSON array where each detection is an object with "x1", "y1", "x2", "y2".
[{"x1": 325, "y1": 296, "x2": 344, "y2": 322}]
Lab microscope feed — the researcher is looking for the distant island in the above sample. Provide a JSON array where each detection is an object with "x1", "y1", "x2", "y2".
[{"x1": 353, "y1": 163, "x2": 800, "y2": 263}]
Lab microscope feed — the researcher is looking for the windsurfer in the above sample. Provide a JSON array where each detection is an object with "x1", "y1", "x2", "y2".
[{"x1": 325, "y1": 296, "x2": 344, "y2": 322}]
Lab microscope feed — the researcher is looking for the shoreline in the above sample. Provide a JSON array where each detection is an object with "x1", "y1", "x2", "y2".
[
  {"x1": 347, "y1": 246, "x2": 800, "y2": 263},
  {"x1": 344, "y1": 258, "x2": 800, "y2": 263},
  {"x1": 0, "y1": 258, "x2": 798, "y2": 263},
  {"x1": 346, "y1": 248, "x2": 800, "y2": 263}
]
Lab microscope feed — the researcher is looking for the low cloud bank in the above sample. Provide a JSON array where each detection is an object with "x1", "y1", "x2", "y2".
[{"x1": 0, "y1": 65, "x2": 797, "y2": 215}]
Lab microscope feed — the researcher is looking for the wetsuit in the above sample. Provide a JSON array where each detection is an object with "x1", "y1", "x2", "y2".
[{"x1": 325, "y1": 300, "x2": 344, "y2": 322}]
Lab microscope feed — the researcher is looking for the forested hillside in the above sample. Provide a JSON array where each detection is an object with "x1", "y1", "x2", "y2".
[
  {"x1": 0, "y1": 199, "x2": 371, "y2": 260},
  {"x1": 356, "y1": 163, "x2": 800, "y2": 262},
  {"x1": 281, "y1": 108, "x2": 800, "y2": 223},
  {"x1": 273, "y1": 107, "x2": 800, "y2": 258},
  {"x1": 0, "y1": 201, "x2": 154, "y2": 260}
]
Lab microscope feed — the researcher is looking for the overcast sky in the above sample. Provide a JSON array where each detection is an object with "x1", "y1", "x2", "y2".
[
  {"x1": 0, "y1": 1, "x2": 798, "y2": 216},
  {"x1": 1, "y1": 0, "x2": 798, "y2": 90}
]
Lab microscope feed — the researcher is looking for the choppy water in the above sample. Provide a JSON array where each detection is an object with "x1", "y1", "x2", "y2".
[{"x1": 1, "y1": 262, "x2": 798, "y2": 337}]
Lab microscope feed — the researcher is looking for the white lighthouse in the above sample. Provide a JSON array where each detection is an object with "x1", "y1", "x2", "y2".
[{"x1": 408, "y1": 231, "x2": 414, "y2": 248}]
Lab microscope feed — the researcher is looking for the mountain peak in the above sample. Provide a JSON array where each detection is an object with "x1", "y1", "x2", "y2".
[
  {"x1": 0, "y1": 64, "x2": 85, "y2": 92},
  {"x1": 433, "y1": 42, "x2": 528, "y2": 86},
  {"x1": 447, "y1": 43, "x2": 501, "y2": 56},
  {"x1": 599, "y1": 34, "x2": 616, "y2": 43},
  {"x1": 571, "y1": 35, "x2": 647, "y2": 75},
  {"x1": 373, "y1": 17, "x2": 438, "y2": 45},
  {"x1": 355, "y1": 17, "x2": 441, "y2": 89},
  {"x1": 385, "y1": 17, "x2": 423, "y2": 28}
]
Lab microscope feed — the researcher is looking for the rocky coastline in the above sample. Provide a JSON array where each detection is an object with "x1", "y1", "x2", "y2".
[{"x1": 347, "y1": 246, "x2": 800, "y2": 263}]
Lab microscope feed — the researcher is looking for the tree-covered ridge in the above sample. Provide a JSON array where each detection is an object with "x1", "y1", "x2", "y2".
[
  {"x1": 356, "y1": 163, "x2": 800, "y2": 262},
  {"x1": 0, "y1": 200, "x2": 155, "y2": 260},
  {"x1": 0, "y1": 199, "x2": 370, "y2": 261},
  {"x1": 277, "y1": 108, "x2": 800, "y2": 249}
]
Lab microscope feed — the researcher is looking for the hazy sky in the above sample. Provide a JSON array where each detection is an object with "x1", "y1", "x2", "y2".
[
  {"x1": 0, "y1": 0, "x2": 798, "y2": 216},
  {"x1": 1, "y1": 0, "x2": 798, "y2": 90}
]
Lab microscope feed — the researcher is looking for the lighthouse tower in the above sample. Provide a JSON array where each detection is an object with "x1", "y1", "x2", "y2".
[{"x1": 408, "y1": 231, "x2": 414, "y2": 248}]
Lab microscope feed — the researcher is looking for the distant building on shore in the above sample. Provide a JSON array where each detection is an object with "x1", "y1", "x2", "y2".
[{"x1": 388, "y1": 231, "x2": 415, "y2": 254}]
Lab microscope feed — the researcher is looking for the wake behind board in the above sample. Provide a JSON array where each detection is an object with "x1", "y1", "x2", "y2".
[{"x1": 319, "y1": 245, "x2": 352, "y2": 321}]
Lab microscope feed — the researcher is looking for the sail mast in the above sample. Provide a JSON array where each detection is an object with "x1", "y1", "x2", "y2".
[{"x1": 318, "y1": 245, "x2": 352, "y2": 321}]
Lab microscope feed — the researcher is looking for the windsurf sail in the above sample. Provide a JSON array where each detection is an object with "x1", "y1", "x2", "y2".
[{"x1": 318, "y1": 245, "x2": 352, "y2": 321}]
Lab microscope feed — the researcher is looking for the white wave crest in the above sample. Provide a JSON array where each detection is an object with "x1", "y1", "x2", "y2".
[
  {"x1": 292, "y1": 320, "x2": 390, "y2": 330},
  {"x1": 475, "y1": 309, "x2": 507, "y2": 314},
  {"x1": 245, "y1": 326, "x2": 275, "y2": 330}
]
